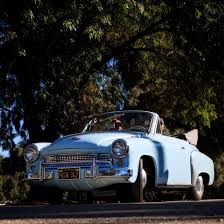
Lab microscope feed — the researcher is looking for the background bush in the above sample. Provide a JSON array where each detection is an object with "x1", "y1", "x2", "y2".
[{"x1": 0, "y1": 147, "x2": 30, "y2": 204}]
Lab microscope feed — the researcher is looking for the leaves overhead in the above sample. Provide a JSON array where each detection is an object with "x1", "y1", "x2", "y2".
[{"x1": 0, "y1": 0, "x2": 224, "y2": 149}]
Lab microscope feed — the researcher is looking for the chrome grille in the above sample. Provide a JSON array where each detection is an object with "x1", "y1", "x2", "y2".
[
  {"x1": 43, "y1": 154, "x2": 112, "y2": 164},
  {"x1": 98, "y1": 154, "x2": 112, "y2": 161}
]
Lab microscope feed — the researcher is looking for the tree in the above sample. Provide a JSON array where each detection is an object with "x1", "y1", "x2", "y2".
[
  {"x1": 0, "y1": 0, "x2": 131, "y2": 145},
  {"x1": 0, "y1": 0, "x2": 223, "y2": 158},
  {"x1": 117, "y1": 1, "x2": 224, "y2": 133}
]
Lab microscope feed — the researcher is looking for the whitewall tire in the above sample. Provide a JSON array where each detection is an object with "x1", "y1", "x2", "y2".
[{"x1": 192, "y1": 175, "x2": 204, "y2": 200}]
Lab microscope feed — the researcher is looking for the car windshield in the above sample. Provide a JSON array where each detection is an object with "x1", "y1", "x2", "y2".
[{"x1": 83, "y1": 111, "x2": 153, "y2": 133}]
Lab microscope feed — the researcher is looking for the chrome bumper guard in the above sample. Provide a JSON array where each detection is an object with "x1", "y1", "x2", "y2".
[{"x1": 26, "y1": 171, "x2": 54, "y2": 181}]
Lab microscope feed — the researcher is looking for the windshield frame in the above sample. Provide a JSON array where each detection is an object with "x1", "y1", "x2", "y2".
[{"x1": 82, "y1": 110, "x2": 156, "y2": 134}]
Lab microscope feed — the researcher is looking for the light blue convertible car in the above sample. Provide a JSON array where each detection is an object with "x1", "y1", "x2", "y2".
[{"x1": 24, "y1": 110, "x2": 214, "y2": 202}]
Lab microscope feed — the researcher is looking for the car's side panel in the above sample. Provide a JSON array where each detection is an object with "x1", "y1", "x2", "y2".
[
  {"x1": 152, "y1": 134, "x2": 193, "y2": 186},
  {"x1": 191, "y1": 150, "x2": 215, "y2": 186},
  {"x1": 127, "y1": 135, "x2": 193, "y2": 186}
]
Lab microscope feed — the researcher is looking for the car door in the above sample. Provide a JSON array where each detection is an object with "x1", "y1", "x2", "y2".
[{"x1": 153, "y1": 133, "x2": 192, "y2": 186}]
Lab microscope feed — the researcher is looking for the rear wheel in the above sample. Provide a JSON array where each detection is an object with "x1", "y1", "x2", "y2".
[
  {"x1": 192, "y1": 175, "x2": 204, "y2": 200},
  {"x1": 131, "y1": 158, "x2": 147, "y2": 202}
]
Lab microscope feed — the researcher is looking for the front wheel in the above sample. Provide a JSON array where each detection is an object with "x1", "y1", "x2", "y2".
[
  {"x1": 192, "y1": 175, "x2": 204, "y2": 200},
  {"x1": 131, "y1": 158, "x2": 147, "y2": 202}
]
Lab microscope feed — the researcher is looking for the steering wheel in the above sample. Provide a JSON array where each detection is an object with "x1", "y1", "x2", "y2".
[{"x1": 129, "y1": 126, "x2": 147, "y2": 132}]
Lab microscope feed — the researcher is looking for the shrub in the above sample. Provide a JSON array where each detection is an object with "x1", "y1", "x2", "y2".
[{"x1": 0, "y1": 173, "x2": 30, "y2": 204}]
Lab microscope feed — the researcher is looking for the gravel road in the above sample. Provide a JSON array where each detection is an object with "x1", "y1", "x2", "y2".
[{"x1": 0, "y1": 217, "x2": 224, "y2": 224}]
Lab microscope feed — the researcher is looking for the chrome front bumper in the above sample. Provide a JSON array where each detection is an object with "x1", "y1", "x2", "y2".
[{"x1": 26, "y1": 158, "x2": 132, "y2": 181}]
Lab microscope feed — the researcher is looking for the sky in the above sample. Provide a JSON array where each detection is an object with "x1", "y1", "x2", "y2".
[
  {"x1": 0, "y1": 135, "x2": 22, "y2": 157},
  {"x1": 0, "y1": 116, "x2": 24, "y2": 157},
  {"x1": 0, "y1": 149, "x2": 9, "y2": 157}
]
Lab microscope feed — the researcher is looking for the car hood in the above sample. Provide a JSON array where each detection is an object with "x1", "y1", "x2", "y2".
[{"x1": 42, "y1": 132, "x2": 140, "y2": 154}]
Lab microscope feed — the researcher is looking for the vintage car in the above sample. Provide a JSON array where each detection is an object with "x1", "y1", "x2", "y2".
[{"x1": 24, "y1": 110, "x2": 214, "y2": 203}]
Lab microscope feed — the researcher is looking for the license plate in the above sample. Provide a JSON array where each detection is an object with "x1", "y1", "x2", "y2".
[{"x1": 58, "y1": 168, "x2": 80, "y2": 179}]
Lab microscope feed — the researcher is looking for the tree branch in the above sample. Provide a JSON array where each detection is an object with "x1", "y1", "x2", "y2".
[
  {"x1": 0, "y1": 104, "x2": 19, "y2": 114},
  {"x1": 89, "y1": 15, "x2": 171, "y2": 73}
]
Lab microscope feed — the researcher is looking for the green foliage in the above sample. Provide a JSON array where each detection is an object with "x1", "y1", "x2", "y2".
[
  {"x1": 1, "y1": 0, "x2": 134, "y2": 143},
  {"x1": 0, "y1": 173, "x2": 30, "y2": 204},
  {"x1": 0, "y1": 0, "x2": 224, "y2": 200},
  {"x1": 1, "y1": 0, "x2": 222, "y2": 144},
  {"x1": 117, "y1": 1, "x2": 224, "y2": 132},
  {"x1": 214, "y1": 151, "x2": 224, "y2": 188},
  {"x1": 0, "y1": 147, "x2": 29, "y2": 204},
  {"x1": 0, "y1": 175, "x2": 6, "y2": 203}
]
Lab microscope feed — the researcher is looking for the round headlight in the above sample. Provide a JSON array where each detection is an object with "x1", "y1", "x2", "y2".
[
  {"x1": 111, "y1": 139, "x2": 129, "y2": 158},
  {"x1": 24, "y1": 144, "x2": 39, "y2": 162}
]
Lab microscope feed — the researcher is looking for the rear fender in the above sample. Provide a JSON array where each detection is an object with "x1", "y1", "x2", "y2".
[{"x1": 191, "y1": 151, "x2": 214, "y2": 186}]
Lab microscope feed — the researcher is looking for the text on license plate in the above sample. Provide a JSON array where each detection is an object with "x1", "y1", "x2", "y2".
[{"x1": 58, "y1": 168, "x2": 80, "y2": 179}]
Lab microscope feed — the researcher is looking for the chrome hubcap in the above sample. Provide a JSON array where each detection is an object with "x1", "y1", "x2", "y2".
[{"x1": 195, "y1": 176, "x2": 203, "y2": 194}]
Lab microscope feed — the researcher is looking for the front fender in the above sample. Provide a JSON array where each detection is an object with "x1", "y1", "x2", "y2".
[
  {"x1": 33, "y1": 142, "x2": 52, "y2": 151},
  {"x1": 127, "y1": 137, "x2": 166, "y2": 185}
]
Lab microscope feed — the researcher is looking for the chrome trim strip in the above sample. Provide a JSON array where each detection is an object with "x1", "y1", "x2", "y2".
[
  {"x1": 156, "y1": 185, "x2": 193, "y2": 189},
  {"x1": 92, "y1": 158, "x2": 97, "y2": 180},
  {"x1": 42, "y1": 161, "x2": 112, "y2": 171},
  {"x1": 85, "y1": 168, "x2": 132, "y2": 179}
]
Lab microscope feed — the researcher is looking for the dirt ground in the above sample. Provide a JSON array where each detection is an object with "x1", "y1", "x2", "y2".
[{"x1": 0, "y1": 218, "x2": 224, "y2": 224}]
